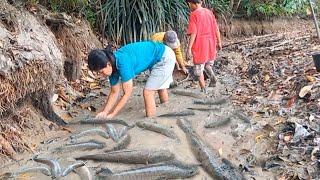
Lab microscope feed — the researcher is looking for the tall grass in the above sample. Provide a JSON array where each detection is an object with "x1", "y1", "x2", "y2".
[{"x1": 100, "y1": 0, "x2": 189, "y2": 45}]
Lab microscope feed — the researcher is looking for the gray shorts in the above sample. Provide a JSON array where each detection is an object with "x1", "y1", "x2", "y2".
[
  {"x1": 194, "y1": 60, "x2": 214, "y2": 77},
  {"x1": 145, "y1": 46, "x2": 176, "y2": 90}
]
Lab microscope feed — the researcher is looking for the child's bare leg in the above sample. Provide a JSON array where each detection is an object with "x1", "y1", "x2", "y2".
[
  {"x1": 158, "y1": 89, "x2": 168, "y2": 103},
  {"x1": 204, "y1": 63, "x2": 216, "y2": 87},
  {"x1": 143, "y1": 89, "x2": 156, "y2": 117},
  {"x1": 198, "y1": 73, "x2": 206, "y2": 89}
]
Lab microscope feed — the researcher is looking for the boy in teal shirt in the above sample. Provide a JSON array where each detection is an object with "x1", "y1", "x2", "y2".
[{"x1": 88, "y1": 41, "x2": 176, "y2": 118}]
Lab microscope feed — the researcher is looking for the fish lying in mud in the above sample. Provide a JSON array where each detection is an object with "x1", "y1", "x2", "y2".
[
  {"x1": 187, "y1": 107, "x2": 219, "y2": 112},
  {"x1": 61, "y1": 162, "x2": 85, "y2": 177},
  {"x1": 204, "y1": 116, "x2": 233, "y2": 128},
  {"x1": 233, "y1": 111, "x2": 251, "y2": 124},
  {"x1": 96, "y1": 161, "x2": 198, "y2": 180},
  {"x1": 33, "y1": 157, "x2": 61, "y2": 178},
  {"x1": 74, "y1": 165, "x2": 93, "y2": 180},
  {"x1": 106, "y1": 124, "x2": 120, "y2": 142},
  {"x1": 171, "y1": 89, "x2": 204, "y2": 99},
  {"x1": 70, "y1": 128, "x2": 109, "y2": 140},
  {"x1": 76, "y1": 149, "x2": 174, "y2": 164},
  {"x1": 33, "y1": 157, "x2": 85, "y2": 178},
  {"x1": 118, "y1": 126, "x2": 128, "y2": 139},
  {"x1": 193, "y1": 98, "x2": 227, "y2": 105},
  {"x1": 72, "y1": 118, "x2": 135, "y2": 128},
  {"x1": 12, "y1": 167, "x2": 51, "y2": 177},
  {"x1": 53, "y1": 140, "x2": 105, "y2": 153},
  {"x1": 158, "y1": 110, "x2": 195, "y2": 118},
  {"x1": 136, "y1": 121, "x2": 179, "y2": 140},
  {"x1": 177, "y1": 118, "x2": 245, "y2": 180},
  {"x1": 105, "y1": 134, "x2": 131, "y2": 152}
]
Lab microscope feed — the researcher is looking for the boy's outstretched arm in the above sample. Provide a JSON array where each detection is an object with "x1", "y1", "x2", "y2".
[
  {"x1": 216, "y1": 26, "x2": 222, "y2": 50},
  {"x1": 188, "y1": 33, "x2": 196, "y2": 59},
  {"x1": 106, "y1": 80, "x2": 133, "y2": 118},
  {"x1": 96, "y1": 83, "x2": 120, "y2": 119}
]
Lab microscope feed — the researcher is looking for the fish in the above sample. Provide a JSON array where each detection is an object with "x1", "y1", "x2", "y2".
[
  {"x1": 33, "y1": 157, "x2": 61, "y2": 178},
  {"x1": 61, "y1": 162, "x2": 85, "y2": 177},
  {"x1": 187, "y1": 107, "x2": 219, "y2": 112},
  {"x1": 70, "y1": 128, "x2": 109, "y2": 140},
  {"x1": 53, "y1": 140, "x2": 105, "y2": 153},
  {"x1": 158, "y1": 110, "x2": 195, "y2": 117},
  {"x1": 204, "y1": 116, "x2": 233, "y2": 128},
  {"x1": 193, "y1": 98, "x2": 227, "y2": 105},
  {"x1": 73, "y1": 118, "x2": 135, "y2": 128},
  {"x1": 96, "y1": 160, "x2": 198, "y2": 180},
  {"x1": 105, "y1": 134, "x2": 131, "y2": 152},
  {"x1": 177, "y1": 118, "x2": 245, "y2": 180},
  {"x1": 106, "y1": 124, "x2": 120, "y2": 142},
  {"x1": 76, "y1": 149, "x2": 175, "y2": 164},
  {"x1": 136, "y1": 121, "x2": 179, "y2": 140},
  {"x1": 13, "y1": 167, "x2": 51, "y2": 177},
  {"x1": 118, "y1": 126, "x2": 128, "y2": 139},
  {"x1": 233, "y1": 111, "x2": 251, "y2": 124},
  {"x1": 74, "y1": 165, "x2": 93, "y2": 180},
  {"x1": 171, "y1": 89, "x2": 204, "y2": 99}
]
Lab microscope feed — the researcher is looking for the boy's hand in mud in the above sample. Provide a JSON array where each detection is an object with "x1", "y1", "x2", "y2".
[
  {"x1": 106, "y1": 113, "x2": 115, "y2": 119},
  {"x1": 96, "y1": 111, "x2": 108, "y2": 119},
  {"x1": 217, "y1": 42, "x2": 222, "y2": 51},
  {"x1": 182, "y1": 66, "x2": 188, "y2": 74}
]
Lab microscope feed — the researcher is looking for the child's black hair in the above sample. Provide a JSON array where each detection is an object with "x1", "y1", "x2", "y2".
[
  {"x1": 186, "y1": 0, "x2": 202, "y2": 4},
  {"x1": 88, "y1": 44, "x2": 115, "y2": 71}
]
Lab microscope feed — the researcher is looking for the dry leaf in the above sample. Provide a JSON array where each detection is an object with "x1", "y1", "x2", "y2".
[
  {"x1": 285, "y1": 96, "x2": 296, "y2": 108},
  {"x1": 306, "y1": 75, "x2": 316, "y2": 82},
  {"x1": 58, "y1": 92, "x2": 69, "y2": 103},
  {"x1": 299, "y1": 85, "x2": 313, "y2": 98},
  {"x1": 218, "y1": 148, "x2": 223, "y2": 155},
  {"x1": 51, "y1": 94, "x2": 59, "y2": 103},
  {"x1": 255, "y1": 134, "x2": 264, "y2": 143},
  {"x1": 81, "y1": 76, "x2": 95, "y2": 83},
  {"x1": 0, "y1": 135, "x2": 15, "y2": 156},
  {"x1": 239, "y1": 149, "x2": 251, "y2": 155},
  {"x1": 89, "y1": 83, "x2": 100, "y2": 89},
  {"x1": 264, "y1": 74, "x2": 270, "y2": 82}
]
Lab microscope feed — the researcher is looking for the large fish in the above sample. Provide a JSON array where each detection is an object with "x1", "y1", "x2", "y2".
[
  {"x1": 33, "y1": 157, "x2": 61, "y2": 178},
  {"x1": 70, "y1": 128, "x2": 109, "y2": 140},
  {"x1": 53, "y1": 140, "x2": 105, "y2": 153},
  {"x1": 72, "y1": 118, "x2": 135, "y2": 128},
  {"x1": 96, "y1": 161, "x2": 198, "y2": 180},
  {"x1": 106, "y1": 124, "x2": 120, "y2": 142},
  {"x1": 136, "y1": 121, "x2": 179, "y2": 140},
  {"x1": 76, "y1": 149, "x2": 174, "y2": 164},
  {"x1": 74, "y1": 165, "x2": 93, "y2": 180},
  {"x1": 193, "y1": 98, "x2": 227, "y2": 105},
  {"x1": 13, "y1": 167, "x2": 51, "y2": 177},
  {"x1": 177, "y1": 118, "x2": 245, "y2": 180},
  {"x1": 204, "y1": 116, "x2": 233, "y2": 128},
  {"x1": 158, "y1": 110, "x2": 195, "y2": 118},
  {"x1": 171, "y1": 89, "x2": 204, "y2": 99},
  {"x1": 105, "y1": 134, "x2": 131, "y2": 152}
]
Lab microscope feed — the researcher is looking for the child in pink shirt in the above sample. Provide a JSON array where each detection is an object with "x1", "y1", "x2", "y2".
[{"x1": 186, "y1": 0, "x2": 222, "y2": 92}]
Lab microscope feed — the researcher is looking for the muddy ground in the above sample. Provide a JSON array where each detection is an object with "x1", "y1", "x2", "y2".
[{"x1": 1, "y1": 26, "x2": 320, "y2": 179}]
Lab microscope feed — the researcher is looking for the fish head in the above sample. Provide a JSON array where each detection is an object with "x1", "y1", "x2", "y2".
[{"x1": 185, "y1": 165, "x2": 199, "y2": 177}]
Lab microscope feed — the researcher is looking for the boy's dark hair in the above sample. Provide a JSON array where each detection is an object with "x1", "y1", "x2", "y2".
[
  {"x1": 186, "y1": 0, "x2": 201, "y2": 3},
  {"x1": 88, "y1": 44, "x2": 115, "y2": 71}
]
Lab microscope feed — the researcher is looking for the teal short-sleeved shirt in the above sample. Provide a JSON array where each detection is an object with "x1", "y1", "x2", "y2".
[{"x1": 109, "y1": 41, "x2": 165, "y2": 86}]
